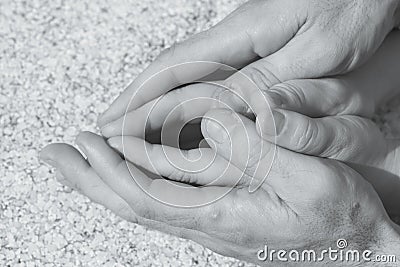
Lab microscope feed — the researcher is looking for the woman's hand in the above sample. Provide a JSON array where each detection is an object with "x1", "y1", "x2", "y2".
[
  {"x1": 97, "y1": 0, "x2": 400, "y2": 129},
  {"x1": 41, "y1": 117, "x2": 400, "y2": 265}
]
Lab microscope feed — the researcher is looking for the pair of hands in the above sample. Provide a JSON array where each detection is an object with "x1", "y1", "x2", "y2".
[{"x1": 41, "y1": 0, "x2": 400, "y2": 265}]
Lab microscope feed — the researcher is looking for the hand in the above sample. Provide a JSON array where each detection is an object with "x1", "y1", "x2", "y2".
[
  {"x1": 99, "y1": 75, "x2": 400, "y2": 217},
  {"x1": 252, "y1": 32, "x2": 400, "y2": 217},
  {"x1": 41, "y1": 119, "x2": 400, "y2": 265},
  {"x1": 259, "y1": 30, "x2": 400, "y2": 119},
  {"x1": 97, "y1": 0, "x2": 400, "y2": 128}
]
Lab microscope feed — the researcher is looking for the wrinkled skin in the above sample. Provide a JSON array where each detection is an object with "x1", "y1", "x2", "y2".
[
  {"x1": 97, "y1": 0, "x2": 400, "y2": 130},
  {"x1": 41, "y1": 110, "x2": 400, "y2": 265}
]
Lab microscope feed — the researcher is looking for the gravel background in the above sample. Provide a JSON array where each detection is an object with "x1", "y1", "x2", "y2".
[{"x1": 1, "y1": 0, "x2": 399, "y2": 266}]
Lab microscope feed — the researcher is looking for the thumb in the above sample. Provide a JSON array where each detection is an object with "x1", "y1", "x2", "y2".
[
  {"x1": 201, "y1": 109, "x2": 276, "y2": 192},
  {"x1": 257, "y1": 108, "x2": 388, "y2": 166},
  {"x1": 266, "y1": 78, "x2": 374, "y2": 118}
]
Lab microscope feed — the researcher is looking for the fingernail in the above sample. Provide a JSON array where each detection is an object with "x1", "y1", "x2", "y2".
[
  {"x1": 205, "y1": 119, "x2": 228, "y2": 144},
  {"x1": 271, "y1": 110, "x2": 285, "y2": 135},
  {"x1": 100, "y1": 123, "x2": 114, "y2": 137},
  {"x1": 267, "y1": 90, "x2": 284, "y2": 107},
  {"x1": 97, "y1": 112, "x2": 109, "y2": 127},
  {"x1": 107, "y1": 138, "x2": 121, "y2": 150},
  {"x1": 258, "y1": 110, "x2": 285, "y2": 137}
]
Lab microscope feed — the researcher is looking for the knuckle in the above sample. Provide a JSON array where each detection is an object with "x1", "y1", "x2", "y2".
[
  {"x1": 306, "y1": 30, "x2": 355, "y2": 74},
  {"x1": 295, "y1": 119, "x2": 318, "y2": 153},
  {"x1": 271, "y1": 81, "x2": 306, "y2": 107},
  {"x1": 324, "y1": 79, "x2": 350, "y2": 115},
  {"x1": 337, "y1": 87, "x2": 375, "y2": 116},
  {"x1": 320, "y1": 117, "x2": 354, "y2": 159},
  {"x1": 325, "y1": 41, "x2": 355, "y2": 74}
]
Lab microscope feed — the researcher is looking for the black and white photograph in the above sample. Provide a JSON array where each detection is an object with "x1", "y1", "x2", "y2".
[{"x1": 2, "y1": 0, "x2": 400, "y2": 266}]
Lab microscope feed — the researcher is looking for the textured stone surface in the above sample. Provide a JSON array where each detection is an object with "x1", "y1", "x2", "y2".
[{"x1": 1, "y1": 0, "x2": 399, "y2": 266}]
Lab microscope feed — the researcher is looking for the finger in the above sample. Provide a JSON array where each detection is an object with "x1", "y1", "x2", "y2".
[
  {"x1": 257, "y1": 109, "x2": 388, "y2": 165},
  {"x1": 201, "y1": 109, "x2": 276, "y2": 192},
  {"x1": 101, "y1": 82, "x2": 251, "y2": 138},
  {"x1": 199, "y1": 109, "x2": 341, "y2": 201},
  {"x1": 107, "y1": 136, "x2": 248, "y2": 187},
  {"x1": 75, "y1": 131, "x2": 231, "y2": 233},
  {"x1": 101, "y1": 83, "x2": 220, "y2": 138},
  {"x1": 220, "y1": 29, "x2": 369, "y2": 128},
  {"x1": 40, "y1": 143, "x2": 138, "y2": 221},
  {"x1": 98, "y1": 0, "x2": 306, "y2": 127},
  {"x1": 263, "y1": 32, "x2": 400, "y2": 118},
  {"x1": 40, "y1": 144, "x2": 232, "y2": 253},
  {"x1": 266, "y1": 78, "x2": 374, "y2": 118}
]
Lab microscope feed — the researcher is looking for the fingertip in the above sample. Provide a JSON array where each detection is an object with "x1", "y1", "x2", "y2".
[
  {"x1": 75, "y1": 131, "x2": 107, "y2": 157},
  {"x1": 202, "y1": 109, "x2": 236, "y2": 144},
  {"x1": 100, "y1": 122, "x2": 117, "y2": 138},
  {"x1": 107, "y1": 136, "x2": 123, "y2": 151},
  {"x1": 203, "y1": 119, "x2": 227, "y2": 144},
  {"x1": 97, "y1": 105, "x2": 117, "y2": 128},
  {"x1": 265, "y1": 89, "x2": 284, "y2": 108},
  {"x1": 256, "y1": 109, "x2": 285, "y2": 140},
  {"x1": 40, "y1": 143, "x2": 72, "y2": 166},
  {"x1": 76, "y1": 130, "x2": 93, "y2": 147},
  {"x1": 97, "y1": 113, "x2": 107, "y2": 128}
]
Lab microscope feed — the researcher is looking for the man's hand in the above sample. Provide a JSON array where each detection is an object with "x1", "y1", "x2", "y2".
[
  {"x1": 40, "y1": 114, "x2": 400, "y2": 265},
  {"x1": 97, "y1": 0, "x2": 400, "y2": 129}
]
